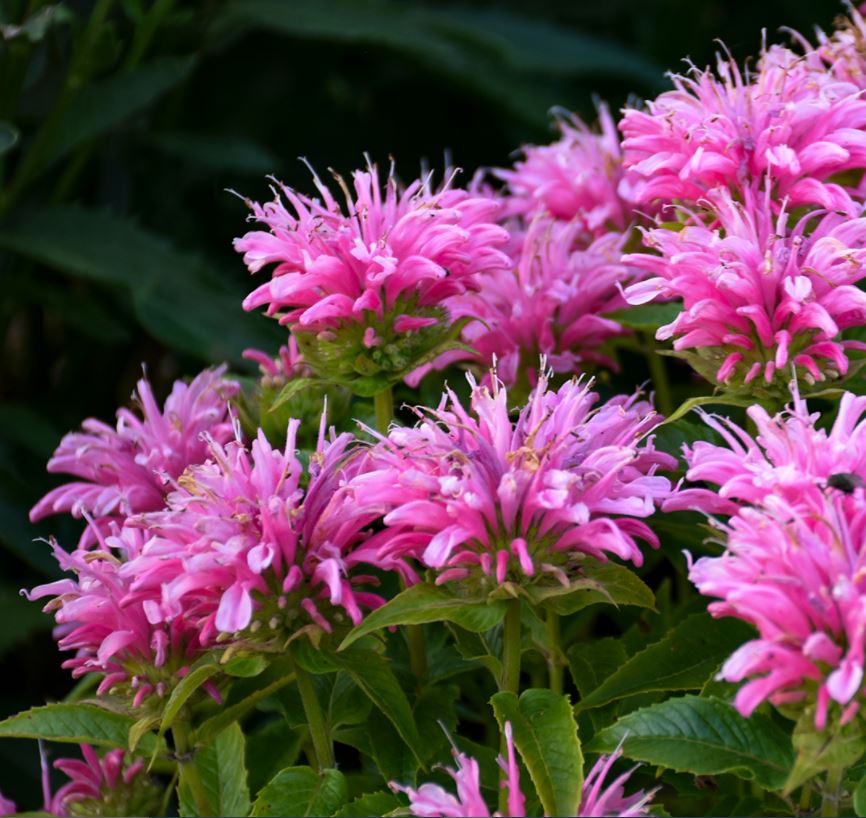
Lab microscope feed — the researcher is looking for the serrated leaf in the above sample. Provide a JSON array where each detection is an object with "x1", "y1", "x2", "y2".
[
  {"x1": 588, "y1": 695, "x2": 794, "y2": 791},
  {"x1": 333, "y1": 790, "x2": 401, "y2": 817},
  {"x1": 329, "y1": 648, "x2": 423, "y2": 766},
  {"x1": 339, "y1": 583, "x2": 507, "y2": 650},
  {"x1": 522, "y1": 559, "x2": 656, "y2": 615},
  {"x1": 250, "y1": 766, "x2": 347, "y2": 817},
  {"x1": 0, "y1": 703, "x2": 163, "y2": 754},
  {"x1": 491, "y1": 689, "x2": 583, "y2": 816},
  {"x1": 180, "y1": 723, "x2": 250, "y2": 817},
  {"x1": 576, "y1": 613, "x2": 754, "y2": 710}
]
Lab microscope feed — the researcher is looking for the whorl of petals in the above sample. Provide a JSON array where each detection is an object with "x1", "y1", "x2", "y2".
[
  {"x1": 30, "y1": 367, "x2": 239, "y2": 544},
  {"x1": 624, "y1": 189, "x2": 866, "y2": 387},
  {"x1": 353, "y1": 372, "x2": 674, "y2": 586}
]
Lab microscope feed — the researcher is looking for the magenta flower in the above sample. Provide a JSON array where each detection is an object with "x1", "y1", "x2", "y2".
[
  {"x1": 243, "y1": 337, "x2": 310, "y2": 386},
  {"x1": 25, "y1": 527, "x2": 213, "y2": 705},
  {"x1": 816, "y1": 8, "x2": 866, "y2": 89},
  {"x1": 496, "y1": 104, "x2": 641, "y2": 235},
  {"x1": 624, "y1": 189, "x2": 866, "y2": 388},
  {"x1": 124, "y1": 418, "x2": 407, "y2": 641},
  {"x1": 420, "y1": 218, "x2": 639, "y2": 390},
  {"x1": 30, "y1": 367, "x2": 239, "y2": 545},
  {"x1": 619, "y1": 45, "x2": 866, "y2": 212},
  {"x1": 46, "y1": 745, "x2": 160, "y2": 817},
  {"x1": 690, "y1": 493, "x2": 866, "y2": 729},
  {"x1": 0, "y1": 793, "x2": 14, "y2": 816},
  {"x1": 353, "y1": 373, "x2": 674, "y2": 587},
  {"x1": 391, "y1": 723, "x2": 654, "y2": 817},
  {"x1": 235, "y1": 162, "x2": 510, "y2": 394}
]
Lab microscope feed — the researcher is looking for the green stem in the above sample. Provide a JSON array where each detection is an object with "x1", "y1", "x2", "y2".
[
  {"x1": 799, "y1": 783, "x2": 813, "y2": 815},
  {"x1": 294, "y1": 661, "x2": 334, "y2": 770},
  {"x1": 374, "y1": 386, "x2": 394, "y2": 435},
  {"x1": 545, "y1": 609, "x2": 563, "y2": 695},
  {"x1": 172, "y1": 722, "x2": 211, "y2": 817},
  {"x1": 821, "y1": 768, "x2": 843, "y2": 817},
  {"x1": 501, "y1": 597, "x2": 522, "y2": 695},
  {"x1": 124, "y1": 0, "x2": 175, "y2": 70},
  {"x1": 644, "y1": 337, "x2": 673, "y2": 417}
]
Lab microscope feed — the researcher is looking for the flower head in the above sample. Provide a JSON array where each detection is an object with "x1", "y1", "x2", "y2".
[
  {"x1": 354, "y1": 372, "x2": 674, "y2": 588},
  {"x1": 30, "y1": 367, "x2": 239, "y2": 545},
  {"x1": 124, "y1": 416, "x2": 407, "y2": 643},
  {"x1": 497, "y1": 105, "x2": 640, "y2": 234},
  {"x1": 47, "y1": 745, "x2": 160, "y2": 817},
  {"x1": 624, "y1": 189, "x2": 866, "y2": 389},
  {"x1": 620, "y1": 46, "x2": 866, "y2": 212},
  {"x1": 391, "y1": 722, "x2": 654, "y2": 817},
  {"x1": 236, "y1": 162, "x2": 510, "y2": 395},
  {"x1": 25, "y1": 527, "x2": 213, "y2": 705}
]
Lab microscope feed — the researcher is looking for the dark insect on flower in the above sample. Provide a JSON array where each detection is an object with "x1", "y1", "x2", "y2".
[{"x1": 825, "y1": 472, "x2": 866, "y2": 494}]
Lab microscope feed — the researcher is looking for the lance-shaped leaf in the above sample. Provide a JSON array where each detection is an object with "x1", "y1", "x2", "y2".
[
  {"x1": 491, "y1": 689, "x2": 583, "y2": 816},
  {"x1": 588, "y1": 695, "x2": 794, "y2": 791},
  {"x1": 178, "y1": 723, "x2": 250, "y2": 817},
  {"x1": 250, "y1": 766, "x2": 347, "y2": 817}
]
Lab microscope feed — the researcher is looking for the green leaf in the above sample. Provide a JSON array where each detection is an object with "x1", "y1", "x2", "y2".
[
  {"x1": 268, "y1": 378, "x2": 315, "y2": 413},
  {"x1": 0, "y1": 206, "x2": 278, "y2": 363},
  {"x1": 246, "y1": 719, "x2": 305, "y2": 795},
  {"x1": 158, "y1": 658, "x2": 220, "y2": 737},
  {"x1": 222, "y1": 652, "x2": 268, "y2": 678},
  {"x1": 128, "y1": 714, "x2": 160, "y2": 753},
  {"x1": 575, "y1": 614, "x2": 755, "y2": 710},
  {"x1": 785, "y1": 708, "x2": 866, "y2": 794},
  {"x1": 37, "y1": 57, "x2": 196, "y2": 174},
  {"x1": 0, "y1": 703, "x2": 163, "y2": 754},
  {"x1": 0, "y1": 121, "x2": 20, "y2": 156},
  {"x1": 854, "y1": 774, "x2": 866, "y2": 817},
  {"x1": 180, "y1": 723, "x2": 250, "y2": 817},
  {"x1": 588, "y1": 695, "x2": 794, "y2": 791},
  {"x1": 522, "y1": 559, "x2": 656, "y2": 615},
  {"x1": 339, "y1": 583, "x2": 507, "y2": 650},
  {"x1": 333, "y1": 791, "x2": 401, "y2": 817},
  {"x1": 607, "y1": 302, "x2": 682, "y2": 331},
  {"x1": 329, "y1": 648, "x2": 423, "y2": 766},
  {"x1": 250, "y1": 766, "x2": 347, "y2": 817},
  {"x1": 662, "y1": 394, "x2": 756, "y2": 427},
  {"x1": 568, "y1": 638, "x2": 628, "y2": 701},
  {"x1": 148, "y1": 130, "x2": 280, "y2": 175},
  {"x1": 491, "y1": 689, "x2": 584, "y2": 817}
]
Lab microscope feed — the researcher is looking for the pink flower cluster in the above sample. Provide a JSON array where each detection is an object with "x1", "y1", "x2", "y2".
[
  {"x1": 30, "y1": 367, "x2": 238, "y2": 544},
  {"x1": 392, "y1": 722, "x2": 654, "y2": 817},
  {"x1": 625, "y1": 189, "x2": 866, "y2": 386},
  {"x1": 675, "y1": 390, "x2": 866, "y2": 726},
  {"x1": 354, "y1": 373, "x2": 673, "y2": 586}
]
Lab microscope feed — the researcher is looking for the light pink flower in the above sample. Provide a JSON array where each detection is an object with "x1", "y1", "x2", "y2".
[
  {"x1": 235, "y1": 162, "x2": 510, "y2": 388},
  {"x1": 30, "y1": 367, "x2": 239, "y2": 545},
  {"x1": 665, "y1": 388, "x2": 866, "y2": 516},
  {"x1": 424, "y1": 218, "x2": 639, "y2": 388},
  {"x1": 392, "y1": 723, "x2": 654, "y2": 817},
  {"x1": 816, "y1": 8, "x2": 866, "y2": 89},
  {"x1": 620, "y1": 46, "x2": 866, "y2": 212},
  {"x1": 243, "y1": 337, "x2": 310, "y2": 386},
  {"x1": 46, "y1": 745, "x2": 159, "y2": 817},
  {"x1": 624, "y1": 189, "x2": 866, "y2": 387},
  {"x1": 353, "y1": 373, "x2": 674, "y2": 586},
  {"x1": 25, "y1": 527, "x2": 212, "y2": 705},
  {"x1": 690, "y1": 493, "x2": 866, "y2": 729},
  {"x1": 497, "y1": 105, "x2": 641, "y2": 234},
  {"x1": 124, "y1": 417, "x2": 407, "y2": 640}
]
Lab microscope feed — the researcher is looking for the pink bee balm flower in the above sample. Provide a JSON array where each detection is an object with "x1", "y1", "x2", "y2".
[
  {"x1": 235, "y1": 162, "x2": 510, "y2": 394},
  {"x1": 30, "y1": 367, "x2": 239, "y2": 545},
  {"x1": 353, "y1": 372, "x2": 674, "y2": 587},
  {"x1": 124, "y1": 416, "x2": 408, "y2": 640},
  {"x1": 452, "y1": 218, "x2": 640, "y2": 388},
  {"x1": 0, "y1": 793, "x2": 14, "y2": 816},
  {"x1": 690, "y1": 492, "x2": 866, "y2": 729},
  {"x1": 25, "y1": 527, "x2": 213, "y2": 705},
  {"x1": 665, "y1": 388, "x2": 866, "y2": 517},
  {"x1": 243, "y1": 337, "x2": 311, "y2": 387},
  {"x1": 391, "y1": 723, "x2": 655, "y2": 817},
  {"x1": 46, "y1": 745, "x2": 160, "y2": 817},
  {"x1": 496, "y1": 104, "x2": 641, "y2": 235},
  {"x1": 816, "y1": 8, "x2": 866, "y2": 89},
  {"x1": 624, "y1": 188, "x2": 866, "y2": 388},
  {"x1": 619, "y1": 45, "x2": 866, "y2": 212}
]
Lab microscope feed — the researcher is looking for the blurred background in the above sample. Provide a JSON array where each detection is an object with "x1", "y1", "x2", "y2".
[{"x1": 0, "y1": 0, "x2": 842, "y2": 805}]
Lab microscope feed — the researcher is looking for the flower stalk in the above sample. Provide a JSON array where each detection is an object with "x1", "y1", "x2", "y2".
[{"x1": 294, "y1": 661, "x2": 335, "y2": 771}]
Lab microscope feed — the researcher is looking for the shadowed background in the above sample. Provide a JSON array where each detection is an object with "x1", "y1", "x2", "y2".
[{"x1": 0, "y1": 0, "x2": 841, "y2": 804}]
